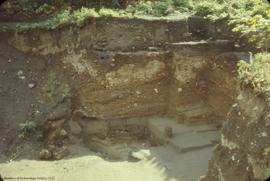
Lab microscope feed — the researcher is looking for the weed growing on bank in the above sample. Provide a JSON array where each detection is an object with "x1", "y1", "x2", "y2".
[
  {"x1": 238, "y1": 53, "x2": 270, "y2": 96},
  {"x1": 19, "y1": 121, "x2": 37, "y2": 138}
]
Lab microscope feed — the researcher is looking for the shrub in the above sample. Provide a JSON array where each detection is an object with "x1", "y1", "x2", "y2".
[
  {"x1": 231, "y1": 13, "x2": 270, "y2": 50},
  {"x1": 35, "y1": 3, "x2": 55, "y2": 15},
  {"x1": 152, "y1": 0, "x2": 174, "y2": 16},
  {"x1": 238, "y1": 53, "x2": 270, "y2": 96},
  {"x1": 127, "y1": 0, "x2": 175, "y2": 16},
  {"x1": 194, "y1": 0, "x2": 227, "y2": 19},
  {"x1": 99, "y1": 8, "x2": 126, "y2": 17},
  {"x1": 19, "y1": 121, "x2": 37, "y2": 138},
  {"x1": 73, "y1": 7, "x2": 99, "y2": 26},
  {"x1": 128, "y1": 1, "x2": 153, "y2": 14}
]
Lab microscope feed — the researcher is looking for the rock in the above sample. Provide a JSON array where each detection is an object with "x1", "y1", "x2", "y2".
[
  {"x1": 39, "y1": 149, "x2": 52, "y2": 160},
  {"x1": 136, "y1": 90, "x2": 142, "y2": 95},
  {"x1": 53, "y1": 153, "x2": 61, "y2": 160},
  {"x1": 17, "y1": 70, "x2": 23, "y2": 76},
  {"x1": 154, "y1": 88, "x2": 159, "y2": 93},
  {"x1": 17, "y1": 70, "x2": 26, "y2": 80},
  {"x1": 131, "y1": 149, "x2": 151, "y2": 160},
  {"x1": 69, "y1": 120, "x2": 82, "y2": 135},
  {"x1": 28, "y1": 83, "x2": 35, "y2": 89},
  {"x1": 53, "y1": 147, "x2": 69, "y2": 160},
  {"x1": 59, "y1": 129, "x2": 68, "y2": 137}
]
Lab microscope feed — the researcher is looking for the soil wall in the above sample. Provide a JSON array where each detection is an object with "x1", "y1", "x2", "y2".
[
  {"x1": 201, "y1": 87, "x2": 270, "y2": 181},
  {"x1": 0, "y1": 17, "x2": 247, "y2": 161}
]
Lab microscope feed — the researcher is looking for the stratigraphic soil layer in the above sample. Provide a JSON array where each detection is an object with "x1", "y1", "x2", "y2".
[{"x1": 0, "y1": 17, "x2": 248, "y2": 161}]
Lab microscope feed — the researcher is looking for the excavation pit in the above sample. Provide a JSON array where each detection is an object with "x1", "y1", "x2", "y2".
[
  {"x1": 79, "y1": 117, "x2": 221, "y2": 162},
  {"x1": 0, "y1": 16, "x2": 249, "y2": 181}
]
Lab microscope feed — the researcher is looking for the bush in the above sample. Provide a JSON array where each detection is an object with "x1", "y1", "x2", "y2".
[
  {"x1": 19, "y1": 121, "x2": 36, "y2": 138},
  {"x1": 238, "y1": 53, "x2": 270, "y2": 96},
  {"x1": 99, "y1": 8, "x2": 127, "y2": 17},
  {"x1": 194, "y1": 0, "x2": 227, "y2": 19},
  {"x1": 132, "y1": 1, "x2": 152, "y2": 14},
  {"x1": 73, "y1": 7, "x2": 99, "y2": 26},
  {"x1": 229, "y1": 0, "x2": 270, "y2": 50},
  {"x1": 152, "y1": 1, "x2": 174, "y2": 16},
  {"x1": 17, "y1": 8, "x2": 99, "y2": 31},
  {"x1": 126, "y1": 0, "x2": 176, "y2": 16}
]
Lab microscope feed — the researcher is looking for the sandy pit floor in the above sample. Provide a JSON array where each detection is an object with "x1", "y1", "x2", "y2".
[{"x1": 0, "y1": 145, "x2": 214, "y2": 181}]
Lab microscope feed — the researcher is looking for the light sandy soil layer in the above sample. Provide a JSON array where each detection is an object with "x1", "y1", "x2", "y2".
[{"x1": 0, "y1": 146, "x2": 214, "y2": 181}]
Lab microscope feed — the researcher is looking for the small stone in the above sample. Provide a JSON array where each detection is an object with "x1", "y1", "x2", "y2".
[
  {"x1": 154, "y1": 88, "x2": 159, "y2": 93},
  {"x1": 110, "y1": 63, "x2": 115, "y2": 67},
  {"x1": 234, "y1": 43, "x2": 240, "y2": 48},
  {"x1": 131, "y1": 149, "x2": 151, "y2": 160},
  {"x1": 260, "y1": 132, "x2": 267, "y2": 137},
  {"x1": 8, "y1": 59, "x2": 12, "y2": 63},
  {"x1": 136, "y1": 90, "x2": 141, "y2": 95},
  {"x1": 178, "y1": 88, "x2": 182, "y2": 92},
  {"x1": 39, "y1": 149, "x2": 52, "y2": 160},
  {"x1": 111, "y1": 58, "x2": 115, "y2": 62},
  {"x1": 17, "y1": 70, "x2": 23, "y2": 76},
  {"x1": 59, "y1": 129, "x2": 68, "y2": 137},
  {"x1": 53, "y1": 152, "x2": 62, "y2": 160},
  {"x1": 28, "y1": 83, "x2": 35, "y2": 89},
  {"x1": 19, "y1": 76, "x2": 26, "y2": 80},
  {"x1": 134, "y1": 103, "x2": 138, "y2": 107}
]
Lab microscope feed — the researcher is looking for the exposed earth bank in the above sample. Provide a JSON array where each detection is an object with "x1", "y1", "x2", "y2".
[{"x1": 201, "y1": 86, "x2": 270, "y2": 181}]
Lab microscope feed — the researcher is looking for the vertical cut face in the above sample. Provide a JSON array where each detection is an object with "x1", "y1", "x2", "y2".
[{"x1": 67, "y1": 50, "x2": 240, "y2": 125}]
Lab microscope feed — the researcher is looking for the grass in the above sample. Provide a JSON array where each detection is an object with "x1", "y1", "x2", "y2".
[
  {"x1": 43, "y1": 72, "x2": 71, "y2": 103},
  {"x1": 19, "y1": 121, "x2": 37, "y2": 138},
  {"x1": 15, "y1": 0, "x2": 270, "y2": 32},
  {"x1": 238, "y1": 53, "x2": 270, "y2": 99},
  {"x1": 16, "y1": 7, "x2": 100, "y2": 32}
]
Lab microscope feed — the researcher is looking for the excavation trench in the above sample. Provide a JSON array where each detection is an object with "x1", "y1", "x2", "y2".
[{"x1": 0, "y1": 17, "x2": 249, "y2": 181}]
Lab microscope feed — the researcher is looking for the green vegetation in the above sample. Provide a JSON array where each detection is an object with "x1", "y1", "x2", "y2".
[
  {"x1": 43, "y1": 72, "x2": 71, "y2": 103},
  {"x1": 15, "y1": 0, "x2": 270, "y2": 33},
  {"x1": 16, "y1": 7, "x2": 100, "y2": 32},
  {"x1": 35, "y1": 3, "x2": 56, "y2": 15},
  {"x1": 2, "y1": 1, "x2": 56, "y2": 17},
  {"x1": 238, "y1": 53, "x2": 270, "y2": 98},
  {"x1": 19, "y1": 121, "x2": 37, "y2": 138},
  {"x1": 231, "y1": 12, "x2": 270, "y2": 50},
  {"x1": 126, "y1": 1, "x2": 174, "y2": 16},
  {"x1": 99, "y1": 8, "x2": 129, "y2": 17}
]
